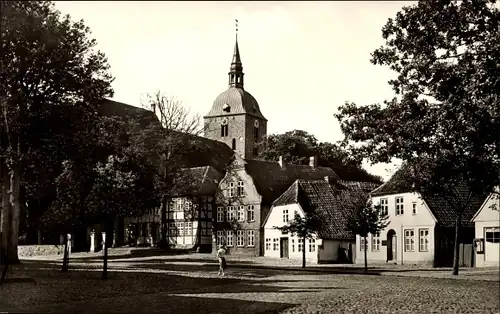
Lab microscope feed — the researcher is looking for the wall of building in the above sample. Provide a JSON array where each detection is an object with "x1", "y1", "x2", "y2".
[
  {"x1": 318, "y1": 240, "x2": 355, "y2": 263},
  {"x1": 473, "y1": 194, "x2": 500, "y2": 267},
  {"x1": 214, "y1": 165, "x2": 263, "y2": 256},
  {"x1": 356, "y1": 192, "x2": 436, "y2": 266}
]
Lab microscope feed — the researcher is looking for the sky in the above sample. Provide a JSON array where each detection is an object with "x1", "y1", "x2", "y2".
[{"x1": 53, "y1": 1, "x2": 415, "y2": 181}]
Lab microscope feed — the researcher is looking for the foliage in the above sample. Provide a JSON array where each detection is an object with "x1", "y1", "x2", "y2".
[
  {"x1": 257, "y1": 130, "x2": 382, "y2": 183},
  {"x1": 335, "y1": 0, "x2": 500, "y2": 275},
  {"x1": 347, "y1": 199, "x2": 389, "y2": 238},
  {"x1": 275, "y1": 211, "x2": 321, "y2": 240}
]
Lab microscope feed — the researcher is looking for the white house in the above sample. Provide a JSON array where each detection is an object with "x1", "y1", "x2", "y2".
[
  {"x1": 471, "y1": 189, "x2": 500, "y2": 268},
  {"x1": 263, "y1": 177, "x2": 379, "y2": 264},
  {"x1": 357, "y1": 164, "x2": 488, "y2": 267}
]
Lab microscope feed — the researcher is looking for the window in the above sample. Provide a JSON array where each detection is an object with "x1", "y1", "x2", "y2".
[
  {"x1": 228, "y1": 182, "x2": 235, "y2": 197},
  {"x1": 372, "y1": 233, "x2": 380, "y2": 251},
  {"x1": 360, "y1": 237, "x2": 367, "y2": 251},
  {"x1": 291, "y1": 239, "x2": 295, "y2": 252},
  {"x1": 273, "y1": 238, "x2": 279, "y2": 251},
  {"x1": 186, "y1": 222, "x2": 192, "y2": 236},
  {"x1": 226, "y1": 230, "x2": 234, "y2": 247},
  {"x1": 178, "y1": 223, "x2": 184, "y2": 236},
  {"x1": 237, "y1": 181, "x2": 245, "y2": 196},
  {"x1": 247, "y1": 230, "x2": 255, "y2": 247},
  {"x1": 232, "y1": 138, "x2": 236, "y2": 150},
  {"x1": 485, "y1": 227, "x2": 500, "y2": 243},
  {"x1": 412, "y1": 202, "x2": 417, "y2": 215},
  {"x1": 298, "y1": 238, "x2": 304, "y2": 252},
  {"x1": 237, "y1": 230, "x2": 244, "y2": 247},
  {"x1": 185, "y1": 199, "x2": 192, "y2": 212},
  {"x1": 396, "y1": 197, "x2": 404, "y2": 215},
  {"x1": 247, "y1": 205, "x2": 255, "y2": 222},
  {"x1": 176, "y1": 198, "x2": 184, "y2": 211},
  {"x1": 419, "y1": 228, "x2": 429, "y2": 252},
  {"x1": 265, "y1": 238, "x2": 271, "y2": 251},
  {"x1": 237, "y1": 206, "x2": 245, "y2": 222},
  {"x1": 227, "y1": 206, "x2": 235, "y2": 221},
  {"x1": 309, "y1": 238, "x2": 316, "y2": 252},
  {"x1": 221, "y1": 124, "x2": 228, "y2": 137},
  {"x1": 380, "y1": 198, "x2": 388, "y2": 215},
  {"x1": 217, "y1": 231, "x2": 224, "y2": 246},
  {"x1": 283, "y1": 209, "x2": 289, "y2": 223},
  {"x1": 254, "y1": 126, "x2": 259, "y2": 139},
  {"x1": 169, "y1": 223, "x2": 176, "y2": 236},
  {"x1": 404, "y1": 229, "x2": 415, "y2": 252},
  {"x1": 217, "y1": 207, "x2": 224, "y2": 222}
]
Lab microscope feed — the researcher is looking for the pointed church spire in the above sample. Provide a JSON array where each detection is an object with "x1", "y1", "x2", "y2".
[{"x1": 229, "y1": 19, "x2": 244, "y2": 89}]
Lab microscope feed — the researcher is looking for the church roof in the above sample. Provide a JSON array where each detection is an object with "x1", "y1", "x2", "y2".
[
  {"x1": 267, "y1": 179, "x2": 371, "y2": 240},
  {"x1": 205, "y1": 87, "x2": 267, "y2": 120},
  {"x1": 171, "y1": 166, "x2": 224, "y2": 196},
  {"x1": 244, "y1": 159, "x2": 339, "y2": 205}
]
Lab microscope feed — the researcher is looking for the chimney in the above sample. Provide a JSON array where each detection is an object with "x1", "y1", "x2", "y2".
[
  {"x1": 278, "y1": 156, "x2": 285, "y2": 168},
  {"x1": 309, "y1": 156, "x2": 318, "y2": 168}
]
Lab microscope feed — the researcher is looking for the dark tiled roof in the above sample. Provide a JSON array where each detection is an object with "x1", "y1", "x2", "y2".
[
  {"x1": 245, "y1": 159, "x2": 339, "y2": 205},
  {"x1": 171, "y1": 166, "x2": 224, "y2": 196},
  {"x1": 174, "y1": 133, "x2": 234, "y2": 174},
  {"x1": 371, "y1": 164, "x2": 489, "y2": 228},
  {"x1": 270, "y1": 179, "x2": 370, "y2": 240},
  {"x1": 98, "y1": 99, "x2": 159, "y2": 127},
  {"x1": 204, "y1": 87, "x2": 267, "y2": 120},
  {"x1": 98, "y1": 99, "x2": 233, "y2": 174}
]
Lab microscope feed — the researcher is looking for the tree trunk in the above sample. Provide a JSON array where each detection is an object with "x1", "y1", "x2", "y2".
[
  {"x1": 8, "y1": 161, "x2": 21, "y2": 264},
  {"x1": 302, "y1": 235, "x2": 306, "y2": 268},
  {"x1": 160, "y1": 196, "x2": 168, "y2": 249},
  {"x1": 112, "y1": 216, "x2": 118, "y2": 248},
  {"x1": 452, "y1": 212, "x2": 462, "y2": 276},
  {"x1": 364, "y1": 236, "x2": 368, "y2": 272},
  {"x1": 0, "y1": 160, "x2": 9, "y2": 255}
]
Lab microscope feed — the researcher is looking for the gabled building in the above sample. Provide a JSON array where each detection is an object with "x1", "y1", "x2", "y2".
[
  {"x1": 125, "y1": 165, "x2": 225, "y2": 252},
  {"x1": 213, "y1": 155, "x2": 338, "y2": 256},
  {"x1": 263, "y1": 178, "x2": 378, "y2": 264},
  {"x1": 358, "y1": 164, "x2": 489, "y2": 267},
  {"x1": 471, "y1": 188, "x2": 500, "y2": 267}
]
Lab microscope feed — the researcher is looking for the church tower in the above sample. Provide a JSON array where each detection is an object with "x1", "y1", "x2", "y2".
[{"x1": 203, "y1": 23, "x2": 267, "y2": 159}]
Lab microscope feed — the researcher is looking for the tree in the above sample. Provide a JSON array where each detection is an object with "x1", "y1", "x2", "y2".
[
  {"x1": 129, "y1": 91, "x2": 203, "y2": 249},
  {"x1": 0, "y1": 1, "x2": 114, "y2": 263},
  {"x1": 257, "y1": 130, "x2": 382, "y2": 183},
  {"x1": 347, "y1": 199, "x2": 389, "y2": 272},
  {"x1": 336, "y1": 0, "x2": 500, "y2": 275},
  {"x1": 274, "y1": 211, "x2": 321, "y2": 268}
]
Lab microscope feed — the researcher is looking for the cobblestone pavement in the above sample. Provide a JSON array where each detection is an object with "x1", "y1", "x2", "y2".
[{"x1": 1, "y1": 257, "x2": 499, "y2": 314}]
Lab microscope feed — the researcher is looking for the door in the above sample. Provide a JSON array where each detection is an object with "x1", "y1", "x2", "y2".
[
  {"x1": 387, "y1": 229, "x2": 396, "y2": 262},
  {"x1": 280, "y1": 238, "x2": 289, "y2": 258},
  {"x1": 485, "y1": 227, "x2": 500, "y2": 263}
]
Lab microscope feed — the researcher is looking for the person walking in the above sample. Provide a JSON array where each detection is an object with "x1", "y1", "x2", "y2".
[{"x1": 217, "y1": 246, "x2": 227, "y2": 276}]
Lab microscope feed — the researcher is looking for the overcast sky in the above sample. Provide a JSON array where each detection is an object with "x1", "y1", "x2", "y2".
[{"x1": 54, "y1": 1, "x2": 414, "y2": 181}]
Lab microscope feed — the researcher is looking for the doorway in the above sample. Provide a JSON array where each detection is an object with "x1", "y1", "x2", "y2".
[
  {"x1": 387, "y1": 229, "x2": 397, "y2": 262},
  {"x1": 280, "y1": 238, "x2": 289, "y2": 258}
]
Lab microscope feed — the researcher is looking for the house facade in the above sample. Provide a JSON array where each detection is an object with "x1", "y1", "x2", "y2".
[
  {"x1": 471, "y1": 189, "x2": 500, "y2": 267},
  {"x1": 263, "y1": 179, "x2": 377, "y2": 264},
  {"x1": 213, "y1": 155, "x2": 339, "y2": 256},
  {"x1": 356, "y1": 164, "x2": 488, "y2": 267},
  {"x1": 124, "y1": 166, "x2": 225, "y2": 252}
]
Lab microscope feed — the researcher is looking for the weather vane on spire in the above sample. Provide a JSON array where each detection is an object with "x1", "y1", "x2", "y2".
[{"x1": 235, "y1": 18, "x2": 239, "y2": 39}]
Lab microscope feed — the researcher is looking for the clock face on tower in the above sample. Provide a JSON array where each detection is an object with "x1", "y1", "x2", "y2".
[
  {"x1": 222, "y1": 117, "x2": 228, "y2": 125},
  {"x1": 254, "y1": 120, "x2": 259, "y2": 128}
]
